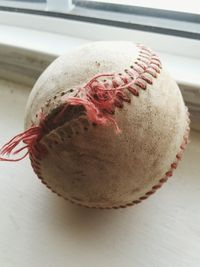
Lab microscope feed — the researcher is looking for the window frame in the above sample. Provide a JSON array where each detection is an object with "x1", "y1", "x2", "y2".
[
  {"x1": 0, "y1": 0, "x2": 199, "y2": 40},
  {"x1": 0, "y1": 0, "x2": 199, "y2": 60}
]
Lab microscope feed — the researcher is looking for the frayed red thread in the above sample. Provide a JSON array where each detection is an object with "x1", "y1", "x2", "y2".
[
  {"x1": 0, "y1": 126, "x2": 42, "y2": 162},
  {"x1": 67, "y1": 97, "x2": 121, "y2": 133},
  {"x1": 0, "y1": 107, "x2": 49, "y2": 162},
  {"x1": 62, "y1": 72, "x2": 139, "y2": 133}
]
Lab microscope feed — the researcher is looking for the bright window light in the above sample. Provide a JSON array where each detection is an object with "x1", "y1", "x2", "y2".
[{"x1": 86, "y1": 0, "x2": 200, "y2": 14}]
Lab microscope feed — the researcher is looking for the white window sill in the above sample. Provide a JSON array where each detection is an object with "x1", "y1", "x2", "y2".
[
  {"x1": 0, "y1": 14, "x2": 199, "y2": 131},
  {"x1": 0, "y1": 24, "x2": 199, "y2": 89}
]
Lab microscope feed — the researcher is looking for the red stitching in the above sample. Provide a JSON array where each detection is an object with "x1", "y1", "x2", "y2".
[
  {"x1": 141, "y1": 74, "x2": 153, "y2": 84},
  {"x1": 146, "y1": 68, "x2": 157, "y2": 78},
  {"x1": 127, "y1": 86, "x2": 139, "y2": 96},
  {"x1": 135, "y1": 79, "x2": 147, "y2": 90}
]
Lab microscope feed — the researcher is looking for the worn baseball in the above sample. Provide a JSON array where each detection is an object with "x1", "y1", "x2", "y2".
[{"x1": 24, "y1": 41, "x2": 189, "y2": 208}]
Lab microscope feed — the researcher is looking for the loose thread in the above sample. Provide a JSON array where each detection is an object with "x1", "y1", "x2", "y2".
[
  {"x1": 0, "y1": 71, "x2": 138, "y2": 161},
  {"x1": 61, "y1": 72, "x2": 138, "y2": 133},
  {"x1": 0, "y1": 126, "x2": 42, "y2": 162}
]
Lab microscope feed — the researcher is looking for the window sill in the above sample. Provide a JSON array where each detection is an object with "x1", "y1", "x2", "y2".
[
  {"x1": 0, "y1": 24, "x2": 199, "y2": 85},
  {"x1": 0, "y1": 23, "x2": 199, "y2": 131}
]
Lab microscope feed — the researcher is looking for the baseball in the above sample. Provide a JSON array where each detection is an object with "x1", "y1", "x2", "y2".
[{"x1": 1, "y1": 41, "x2": 190, "y2": 208}]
